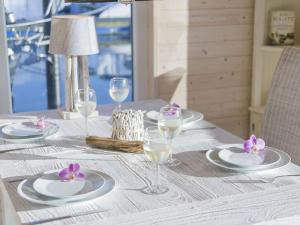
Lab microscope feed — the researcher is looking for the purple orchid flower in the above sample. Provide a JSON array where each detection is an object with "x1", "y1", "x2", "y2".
[
  {"x1": 58, "y1": 163, "x2": 86, "y2": 182},
  {"x1": 243, "y1": 134, "x2": 265, "y2": 154},
  {"x1": 36, "y1": 117, "x2": 46, "y2": 129},
  {"x1": 163, "y1": 103, "x2": 181, "y2": 116}
]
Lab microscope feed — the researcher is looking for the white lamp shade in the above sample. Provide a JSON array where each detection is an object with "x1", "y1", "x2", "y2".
[{"x1": 49, "y1": 15, "x2": 99, "y2": 56}]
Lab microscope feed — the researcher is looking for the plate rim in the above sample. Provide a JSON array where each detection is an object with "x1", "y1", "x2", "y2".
[
  {"x1": 146, "y1": 109, "x2": 193, "y2": 122},
  {"x1": 206, "y1": 144, "x2": 291, "y2": 172},
  {"x1": 217, "y1": 145, "x2": 281, "y2": 168},
  {"x1": 32, "y1": 169, "x2": 105, "y2": 199},
  {"x1": 144, "y1": 110, "x2": 204, "y2": 127},
  {"x1": 0, "y1": 122, "x2": 59, "y2": 143},
  {"x1": 2, "y1": 123, "x2": 44, "y2": 137},
  {"x1": 17, "y1": 169, "x2": 115, "y2": 206}
]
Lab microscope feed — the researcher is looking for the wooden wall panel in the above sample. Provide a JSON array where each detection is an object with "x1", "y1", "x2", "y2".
[
  {"x1": 160, "y1": 0, "x2": 254, "y2": 10},
  {"x1": 153, "y1": 0, "x2": 254, "y2": 138},
  {"x1": 160, "y1": 9, "x2": 253, "y2": 27},
  {"x1": 159, "y1": 40, "x2": 252, "y2": 61},
  {"x1": 188, "y1": 71, "x2": 251, "y2": 90},
  {"x1": 188, "y1": 87, "x2": 250, "y2": 106},
  {"x1": 157, "y1": 73, "x2": 250, "y2": 95},
  {"x1": 193, "y1": 102, "x2": 250, "y2": 120},
  {"x1": 211, "y1": 116, "x2": 250, "y2": 139},
  {"x1": 157, "y1": 56, "x2": 252, "y2": 76},
  {"x1": 158, "y1": 25, "x2": 253, "y2": 45}
]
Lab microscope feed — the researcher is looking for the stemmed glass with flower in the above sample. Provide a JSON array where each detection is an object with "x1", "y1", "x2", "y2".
[{"x1": 157, "y1": 104, "x2": 183, "y2": 166}]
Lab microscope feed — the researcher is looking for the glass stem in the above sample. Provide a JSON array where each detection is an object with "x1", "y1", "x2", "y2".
[
  {"x1": 118, "y1": 103, "x2": 121, "y2": 110},
  {"x1": 168, "y1": 139, "x2": 173, "y2": 161},
  {"x1": 85, "y1": 116, "x2": 88, "y2": 137},
  {"x1": 155, "y1": 163, "x2": 160, "y2": 187}
]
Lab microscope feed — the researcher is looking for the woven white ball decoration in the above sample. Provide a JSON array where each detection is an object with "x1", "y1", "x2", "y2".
[{"x1": 112, "y1": 109, "x2": 144, "y2": 141}]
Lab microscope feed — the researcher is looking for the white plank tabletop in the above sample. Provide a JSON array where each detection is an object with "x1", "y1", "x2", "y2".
[
  {"x1": 0, "y1": 99, "x2": 300, "y2": 225},
  {"x1": 99, "y1": 184, "x2": 300, "y2": 225},
  {"x1": 254, "y1": 214, "x2": 300, "y2": 225},
  {"x1": 0, "y1": 177, "x2": 21, "y2": 225}
]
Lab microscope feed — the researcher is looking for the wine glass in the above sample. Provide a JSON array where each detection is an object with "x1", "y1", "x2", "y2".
[
  {"x1": 109, "y1": 77, "x2": 129, "y2": 110},
  {"x1": 158, "y1": 105, "x2": 183, "y2": 166},
  {"x1": 75, "y1": 89, "x2": 97, "y2": 137},
  {"x1": 143, "y1": 127, "x2": 170, "y2": 195}
]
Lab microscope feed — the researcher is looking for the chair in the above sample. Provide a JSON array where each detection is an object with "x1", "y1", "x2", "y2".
[
  {"x1": 0, "y1": 177, "x2": 21, "y2": 225},
  {"x1": 262, "y1": 46, "x2": 300, "y2": 164}
]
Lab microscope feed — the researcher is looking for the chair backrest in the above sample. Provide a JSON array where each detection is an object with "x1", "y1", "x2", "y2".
[
  {"x1": 0, "y1": 177, "x2": 21, "y2": 225},
  {"x1": 262, "y1": 46, "x2": 300, "y2": 164}
]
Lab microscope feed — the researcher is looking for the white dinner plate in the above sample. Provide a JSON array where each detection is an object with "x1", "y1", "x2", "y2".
[
  {"x1": 0, "y1": 122, "x2": 58, "y2": 143},
  {"x1": 206, "y1": 144, "x2": 290, "y2": 172},
  {"x1": 33, "y1": 169, "x2": 105, "y2": 199},
  {"x1": 18, "y1": 169, "x2": 115, "y2": 206},
  {"x1": 2, "y1": 123, "x2": 44, "y2": 138},
  {"x1": 218, "y1": 144, "x2": 280, "y2": 168},
  {"x1": 144, "y1": 110, "x2": 204, "y2": 128}
]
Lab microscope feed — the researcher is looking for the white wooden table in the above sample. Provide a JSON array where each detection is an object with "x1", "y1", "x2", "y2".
[{"x1": 1, "y1": 99, "x2": 300, "y2": 225}]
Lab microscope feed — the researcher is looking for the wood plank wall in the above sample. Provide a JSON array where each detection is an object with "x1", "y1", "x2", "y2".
[{"x1": 152, "y1": 0, "x2": 254, "y2": 138}]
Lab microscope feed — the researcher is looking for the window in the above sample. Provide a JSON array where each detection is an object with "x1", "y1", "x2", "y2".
[{"x1": 4, "y1": 0, "x2": 133, "y2": 112}]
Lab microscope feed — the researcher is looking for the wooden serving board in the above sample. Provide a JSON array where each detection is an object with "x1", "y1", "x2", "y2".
[{"x1": 86, "y1": 136, "x2": 143, "y2": 153}]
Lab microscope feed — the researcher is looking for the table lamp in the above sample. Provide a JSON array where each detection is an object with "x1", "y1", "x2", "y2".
[{"x1": 49, "y1": 15, "x2": 99, "y2": 119}]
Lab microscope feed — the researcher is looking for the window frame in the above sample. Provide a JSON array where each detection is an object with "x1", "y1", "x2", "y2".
[
  {"x1": 0, "y1": 0, "x2": 13, "y2": 114},
  {"x1": 0, "y1": 1, "x2": 154, "y2": 113},
  {"x1": 132, "y1": 2, "x2": 154, "y2": 101}
]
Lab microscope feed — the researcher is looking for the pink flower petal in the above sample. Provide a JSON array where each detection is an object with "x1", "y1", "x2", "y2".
[
  {"x1": 37, "y1": 117, "x2": 46, "y2": 129},
  {"x1": 76, "y1": 172, "x2": 86, "y2": 180},
  {"x1": 256, "y1": 138, "x2": 265, "y2": 150},
  {"x1": 58, "y1": 168, "x2": 70, "y2": 181},
  {"x1": 68, "y1": 163, "x2": 75, "y2": 172},
  {"x1": 243, "y1": 139, "x2": 253, "y2": 153},
  {"x1": 59, "y1": 163, "x2": 85, "y2": 181},
  {"x1": 250, "y1": 134, "x2": 257, "y2": 145},
  {"x1": 73, "y1": 163, "x2": 80, "y2": 174},
  {"x1": 68, "y1": 163, "x2": 80, "y2": 173}
]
